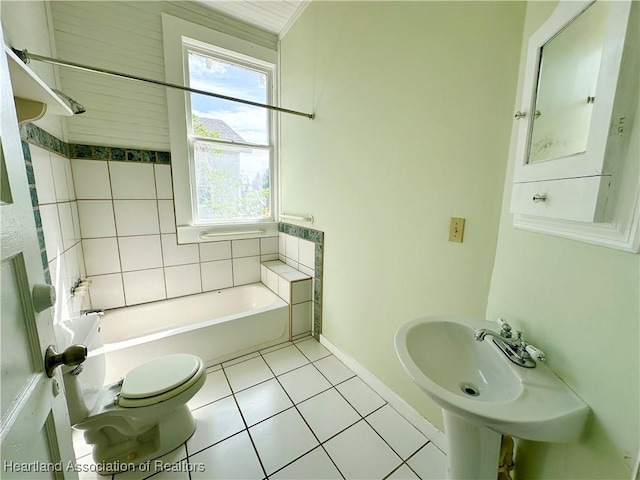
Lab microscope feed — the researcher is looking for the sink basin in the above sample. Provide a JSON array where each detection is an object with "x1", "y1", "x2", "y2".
[{"x1": 395, "y1": 315, "x2": 589, "y2": 479}]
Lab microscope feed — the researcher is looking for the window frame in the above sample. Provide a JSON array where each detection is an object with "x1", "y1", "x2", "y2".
[{"x1": 162, "y1": 13, "x2": 279, "y2": 243}]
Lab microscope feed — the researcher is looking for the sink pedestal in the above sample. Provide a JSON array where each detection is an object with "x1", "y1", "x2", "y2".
[{"x1": 443, "y1": 411, "x2": 501, "y2": 480}]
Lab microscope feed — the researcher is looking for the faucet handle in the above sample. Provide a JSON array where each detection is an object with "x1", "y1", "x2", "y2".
[
  {"x1": 497, "y1": 318, "x2": 512, "y2": 337},
  {"x1": 525, "y1": 344, "x2": 546, "y2": 362}
]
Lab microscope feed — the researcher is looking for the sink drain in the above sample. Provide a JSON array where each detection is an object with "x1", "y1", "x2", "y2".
[{"x1": 460, "y1": 383, "x2": 480, "y2": 397}]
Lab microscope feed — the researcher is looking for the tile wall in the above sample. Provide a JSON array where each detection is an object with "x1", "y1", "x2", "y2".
[
  {"x1": 73, "y1": 159, "x2": 280, "y2": 309},
  {"x1": 22, "y1": 124, "x2": 325, "y2": 338},
  {"x1": 278, "y1": 225, "x2": 324, "y2": 337},
  {"x1": 25, "y1": 141, "x2": 89, "y2": 324}
]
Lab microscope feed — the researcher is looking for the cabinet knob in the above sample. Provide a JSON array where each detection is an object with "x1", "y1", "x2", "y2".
[{"x1": 532, "y1": 194, "x2": 547, "y2": 203}]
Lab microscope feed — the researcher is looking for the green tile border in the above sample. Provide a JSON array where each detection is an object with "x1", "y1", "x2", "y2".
[
  {"x1": 19, "y1": 123, "x2": 171, "y2": 164},
  {"x1": 279, "y1": 223, "x2": 324, "y2": 338},
  {"x1": 21, "y1": 139, "x2": 51, "y2": 284}
]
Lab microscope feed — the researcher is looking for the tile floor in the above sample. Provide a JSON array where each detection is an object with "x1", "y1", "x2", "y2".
[{"x1": 74, "y1": 337, "x2": 447, "y2": 479}]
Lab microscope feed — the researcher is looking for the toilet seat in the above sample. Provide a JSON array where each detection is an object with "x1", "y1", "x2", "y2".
[{"x1": 119, "y1": 354, "x2": 204, "y2": 408}]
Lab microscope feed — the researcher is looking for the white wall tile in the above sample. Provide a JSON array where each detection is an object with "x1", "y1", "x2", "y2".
[
  {"x1": 113, "y1": 200, "x2": 159, "y2": 236},
  {"x1": 260, "y1": 236, "x2": 279, "y2": 255},
  {"x1": 64, "y1": 246, "x2": 81, "y2": 287},
  {"x1": 165, "y1": 264, "x2": 201, "y2": 298},
  {"x1": 285, "y1": 234, "x2": 299, "y2": 262},
  {"x1": 50, "y1": 153, "x2": 70, "y2": 201},
  {"x1": 161, "y1": 234, "x2": 199, "y2": 266},
  {"x1": 158, "y1": 199, "x2": 176, "y2": 234},
  {"x1": 298, "y1": 264, "x2": 314, "y2": 278},
  {"x1": 232, "y1": 239, "x2": 260, "y2": 258},
  {"x1": 292, "y1": 279, "x2": 312, "y2": 304},
  {"x1": 72, "y1": 159, "x2": 112, "y2": 199},
  {"x1": 75, "y1": 241, "x2": 86, "y2": 278},
  {"x1": 87, "y1": 274, "x2": 125, "y2": 309},
  {"x1": 201, "y1": 260, "x2": 233, "y2": 291},
  {"x1": 118, "y1": 235, "x2": 162, "y2": 271},
  {"x1": 278, "y1": 276, "x2": 291, "y2": 303},
  {"x1": 109, "y1": 162, "x2": 156, "y2": 199},
  {"x1": 30, "y1": 146, "x2": 56, "y2": 204},
  {"x1": 200, "y1": 241, "x2": 231, "y2": 262},
  {"x1": 154, "y1": 164, "x2": 173, "y2": 199},
  {"x1": 70, "y1": 202, "x2": 81, "y2": 244},
  {"x1": 233, "y1": 256, "x2": 261, "y2": 286},
  {"x1": 123, "y1": 268, "x2": 166, "y2": 305},
  {"x1": 83, "y1": 238, "x2": 121, "y2": 275},
  {"x1": 260, "y1": 265, "x2": 267, "y2": 284},
  {"x1": 261, "y1": 253, "x2": 279, "y2": 262},
  {"x1": 48, "y1": 254, "x2": 68, "y2": 322},
  {"x1": 77, "y1": 201, "x2": 116, "y2": 238},
  {"x1": 58, "y1": 202, "x2": 76, "y2": 250},
  {"x1": 266, "y1": 269, "x2": 279, "y2": 294},
  {"x1": 64, "y1": 157, "x2": 76, "y2": 201},
  {"x1": 292, "y1": 302, "x2": 312, "y2": 336},
  {"x1": 285, "y1": 257, "x2": 299, "y2": 270},
  {"x1": 299, "y1": 239, "x2": 315, "y2": 269},
  {"x1": 279, "y1": 233, "x2": 286, "y2": 257},
  {"x1": 40, "y1": 204, "x2": 63, "y2": 261}
]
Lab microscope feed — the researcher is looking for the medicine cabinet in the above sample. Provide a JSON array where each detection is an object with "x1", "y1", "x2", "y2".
[{"x1": 510, "y1": 0, "x2": 639, "y2": 252}]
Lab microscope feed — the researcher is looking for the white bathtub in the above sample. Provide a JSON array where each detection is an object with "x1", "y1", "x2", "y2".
[{"x1": 101, "y1": 283, "x2": 289, "y2": 383}]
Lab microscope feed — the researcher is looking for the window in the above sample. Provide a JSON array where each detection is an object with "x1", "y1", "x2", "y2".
[{"x1": 162, "y1": 14, "x2": 279, "y2": 243}]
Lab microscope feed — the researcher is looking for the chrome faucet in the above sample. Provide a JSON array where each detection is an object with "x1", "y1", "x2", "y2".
[{"x1": 474, "y1": 318, "x2": 545, "y2": 368}]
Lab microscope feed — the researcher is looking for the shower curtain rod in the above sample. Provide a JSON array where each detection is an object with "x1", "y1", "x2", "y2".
[{"x1": 12, "y1": 48, "x2": 315, "y2": 120}]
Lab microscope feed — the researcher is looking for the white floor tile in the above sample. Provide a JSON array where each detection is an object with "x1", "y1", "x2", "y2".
[
  {"x1": 188, "y1": 370, "x2": 231, "y2": 410},
  {"x1": 249, "y1": 408, "x2": 319, "y2": 475},
  {"x1": 324, "y1": 420, "x2": 401, "y2": 480},
  {"x1": 278, "y1": 364, "x2": 332, "y2": 404},
  {"x1": 224, "y1": 356, "x2": 274, "y2": 392},
  {"x1": 235, "y1": 378, "x2": 293, "y2": 426},
  {"x1": 313, "y1": 356, "x2": 355, "y2": 385},
  {"x1": 190, "y1": 431, "x2": 264, "y2": 480},
  {"x1": 112, "y1": 445, "x2": 187, "y2": 480},
  {"x1": 366, "y1": 405, "x2": 428, "y2": 459},
  {"x1": 295, "y1": 338, "x2": 331, "y2": 362},
  {"x1": 222, "y1": 351, "x2": 260, "y2": 368},
  {"x1": 73, "y1": 429, "x2": 92, "y2": 460},
  {"x1": 298, "y1": 389, "x2": 360, "y2": 442},
  {"x1": 187, "y1": 397, "x2": 245, "y2": 454},
  {"x1": 260, "y1": 341, "x2": 293, "y2": 355},
  {"x1": 386, "y1": 464, "x2": 420, "y2": 480},
  {"x1": 262, "y1": 345, "x2": 310, "y2": 376},
  {"x1": 406, "y1": 443, "x2": 447, "y2": 480},
  {"x1": 336, "y1": 377, "x2": 385, "y2": 416},
  {"x1": 270, "y1": 446, "x2": 343, "y2": 480}
]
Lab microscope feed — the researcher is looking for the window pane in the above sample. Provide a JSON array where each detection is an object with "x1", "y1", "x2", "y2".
[
  {"x1": 194, "y1": 140, "x2": 270, "y2": 223},
  {"x1": 188, "y1": 51, "x2": 268, "y2": 145}
]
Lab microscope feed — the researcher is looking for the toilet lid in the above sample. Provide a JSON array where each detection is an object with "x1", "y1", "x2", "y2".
[{"x1": 120, "y1": 354, "x2": 201, "y2": 399}]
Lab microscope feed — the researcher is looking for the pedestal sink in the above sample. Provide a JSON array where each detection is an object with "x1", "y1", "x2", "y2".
[{"x1": 395, "y1": 315, "x2": 589, "y2": 479}]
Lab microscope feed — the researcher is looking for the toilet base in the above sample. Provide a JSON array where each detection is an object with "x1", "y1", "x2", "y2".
[{"x1": 83, "y1": 404, "x2": 196, "y2": 474}]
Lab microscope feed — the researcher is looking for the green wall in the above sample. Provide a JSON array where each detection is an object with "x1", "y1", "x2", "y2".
[
  {"x1": 486, "y1": 2, "x2": 640, "y2": 478},
  {"x1": 279, "y1": 1, "x2": 525, "y2": 431}
]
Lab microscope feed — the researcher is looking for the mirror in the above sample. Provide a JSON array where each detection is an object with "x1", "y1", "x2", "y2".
[{"x1": 528, "y1": 1, "x2": 608, "y2": 164}]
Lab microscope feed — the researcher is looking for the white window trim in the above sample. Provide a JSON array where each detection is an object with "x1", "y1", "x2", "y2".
[{"x1": 162, "y1": 13, "x2": 279, "y2": 243}]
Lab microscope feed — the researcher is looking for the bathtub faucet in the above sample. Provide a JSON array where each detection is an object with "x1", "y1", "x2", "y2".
[{"x1": 474, "y1": 319, "x2": 545, "y2": 368}]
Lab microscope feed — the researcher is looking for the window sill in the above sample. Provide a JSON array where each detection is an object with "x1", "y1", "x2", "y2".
[{"x1": 176, "y1": 222, "x2": 279, "y2": 244}]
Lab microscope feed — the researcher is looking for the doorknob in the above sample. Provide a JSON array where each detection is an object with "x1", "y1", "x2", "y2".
[{"x1": 44, "y1": 344, "x2": 87, "y2": 378}]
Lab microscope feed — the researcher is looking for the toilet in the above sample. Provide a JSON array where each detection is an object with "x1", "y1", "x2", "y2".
[{"x1": 56, "y1": 313, "x2": 205, "y2": 472}]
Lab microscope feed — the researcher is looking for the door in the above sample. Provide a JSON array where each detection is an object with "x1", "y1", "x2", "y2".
[{"x1": 0, "y1": 23, "x2": 77, "y2": 479}]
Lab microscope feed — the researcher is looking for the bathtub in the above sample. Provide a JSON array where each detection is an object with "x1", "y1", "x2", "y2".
[{"x1": 100, "y1": 283, "x2": 289, "y2": 383}]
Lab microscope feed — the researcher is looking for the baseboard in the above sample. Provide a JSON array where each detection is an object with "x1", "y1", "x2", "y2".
[{"x1": 319, "y1": 334, "x2": 446, "y2": 453}]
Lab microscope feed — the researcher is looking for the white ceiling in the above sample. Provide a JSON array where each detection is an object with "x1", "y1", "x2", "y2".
[{"x1": 194, "y1": 0, "x2": 309, "y2": 37}]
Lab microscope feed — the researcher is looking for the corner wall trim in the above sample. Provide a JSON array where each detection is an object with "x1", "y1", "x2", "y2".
[{"x1": 319, "y1": 334, "x2": 447, "y2": 453}]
